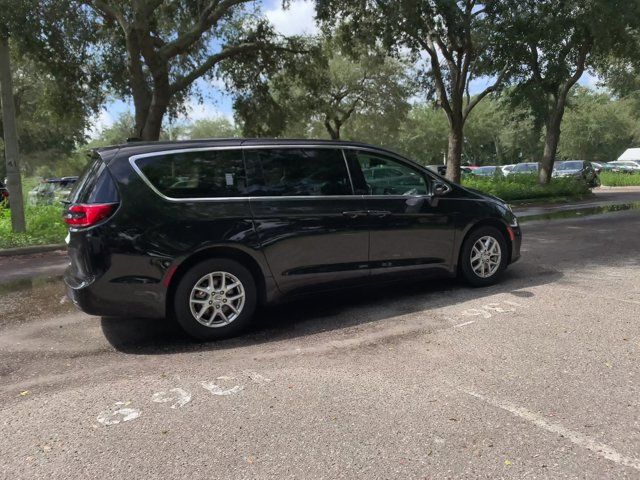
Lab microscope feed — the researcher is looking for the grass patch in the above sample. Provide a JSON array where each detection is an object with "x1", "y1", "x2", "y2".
[
  {"x1": 0, "y1": 204, "x2": 67, "y2": 249},
  {"x1": 599, "y1": 172, "x2": 640, "y2": 187},
  {"x1": 462, "y1": 175, "x2": 591, "y2": 202}
]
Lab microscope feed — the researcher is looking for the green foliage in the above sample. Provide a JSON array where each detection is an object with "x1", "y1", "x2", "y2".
[
  {"x1": 188, "y1": 117, "x2": 240, "y2": 139},
  {"x1": 88, "y1": 112, "x2": 137, "y2": 147},
  {"x1": 558, "y1": 88, "x2": 638, "y2": 162},
  {"x1": 0, "y1": 45, "x2": 98, "y2": 178},
  {"x1": 394, "y1": 105, "x2": 449, "y2": 165},
  {"x1": 463, "y1": 175, "x2": 591, "y2": 202},
  {"x1": 0, "y1": 203, "x2": 66, "y2": 248},
  {"x1": 315, "y1": 0, "x2": 509, "y2": 181},
  {"x1": 488, "y1": 0, "x2": 640, "y2": 184},
  {"x1": 233, "y1": 36, "x2": 415, "y2": 140},
  {"x1": 599, "y1": 172, "x2": 640, "y2": 187}
]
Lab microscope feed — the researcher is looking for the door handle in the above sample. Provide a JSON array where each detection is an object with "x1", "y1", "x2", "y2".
[
  {"x1": 368, "y1": 210, "x2": 392, "y2": 218},
  {"x1": 342, "y1": 210, "x2": 368, "y2": 219}
]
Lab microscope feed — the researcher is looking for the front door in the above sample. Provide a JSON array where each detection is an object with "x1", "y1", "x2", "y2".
[
  {"x1": 347, "y1": 150, "x2": 456, "y2": 275},
  {"x1": 245, "y1": 147, "x2": 370, "y2": 294}
]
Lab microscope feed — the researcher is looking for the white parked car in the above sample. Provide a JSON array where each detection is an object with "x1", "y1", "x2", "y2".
[
  {"x1": 501, "y1": 164, "x2": 516, "y2": 175},
  {"x1": 607, "y1": 161, "x2": 640, "y2": 173}
]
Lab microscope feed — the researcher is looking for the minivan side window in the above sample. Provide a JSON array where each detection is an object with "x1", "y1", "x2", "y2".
[
  {"x1": 355, "y1": 152, "x2": 428, "y2": 196},
  {"x1": 244, "y1": 148, "x2": 353, "y2": 196},
  {"x1": 135, "y1": 149, "x2": 247, "y2": 198}
]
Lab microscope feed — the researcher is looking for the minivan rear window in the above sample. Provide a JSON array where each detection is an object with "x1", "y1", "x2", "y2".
[
  {"x1": 135, "y1": 149, "x2": 247, "y2": 198},
  {"x1": 68, "y1": 155, "x2": 119, "y2": 204},
  {"x1": 244, "y1": 148, "x2": 352, "y2": 196}
]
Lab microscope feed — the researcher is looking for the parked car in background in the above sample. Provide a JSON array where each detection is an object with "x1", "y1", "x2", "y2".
[
  {"x1": 471, "y1": 166, "x2": 503, "y2": 177},
  {"x1": 28, "y1": 177, "x2": 78, "y2": 206},
  {"x1": 607, "y1": 161, "x2": 640, "y2": 173},
  {"x1": 552, "y1": 160, "x2": 600, "y2": 187},
  {"x1": 509, "y1": 162, "x2": 539, "y2": 175},
  {"x1": 0, "y1": 180, "x2": 8, "y2": 205},
  {"x1": 501, "y1": 164, "x2": 516, "y2": 175},
  {"x1": 426, "y1": 165, "x2": 447, "y2": 176},
  {"x1": 64, "y1": 139, "x2": 521, "y2": 340},
  {"x1": 425, "y1": 165, "x2": 473, "y2": 178},
  {"x1": 54, "y1": 176, "x2": 79, "y2": 202}
]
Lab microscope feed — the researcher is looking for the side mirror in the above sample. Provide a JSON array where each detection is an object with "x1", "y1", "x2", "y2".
[{"x1": 432, "y1": 181, "x2": 451, "y2": 196}]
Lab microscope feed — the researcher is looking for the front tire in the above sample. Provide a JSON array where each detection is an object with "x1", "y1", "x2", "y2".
[
  {"x1": 459, "y1": 226, "x2": 508, "y2": 287},
  {"x1": 174, "y1": 258, "x2": 257, "y2": 341}
]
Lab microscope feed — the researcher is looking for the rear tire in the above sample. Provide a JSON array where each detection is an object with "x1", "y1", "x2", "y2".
[
  {"x1": 459, "y1": 226, "x2": 508, "y2": 287},
  {"x1": 173, "y1": 258, "x2": 257, "y2": 341}
]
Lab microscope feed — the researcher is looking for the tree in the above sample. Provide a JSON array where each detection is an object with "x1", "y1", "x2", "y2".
[
  {"x1": 84, "y1": 0, "x2": 301, "y2": 141},
  {"x1": 234, "y1": 37, "x2": 414, "y2": 141},
  {"x1": 558, "y1": 88, "x2": 637, "y2": 162},
  {"x1": 395, "y1": 104, "x2": 449, "y2": 166},
  {"x1": 89, "y1": 112, "x2": 137, "y2": 147},
  {"x1": 188, "y1": 117, "x2": 240, "y2": 139},
  {"x1": 1, "y1": 0, "x2": 102, "y2": 231},
  {"x1": 0, "y1": 36, "x2": 25, "y2": 232},
  {"x1": 315, "y1": 0, "x2": 510, "y2": 183},
  {"x1": 490, "y1": 0, "x2": 640, "y2": 184},
  {"x1": 0, "y1": 54, "x2": 95, "y2": 177}
]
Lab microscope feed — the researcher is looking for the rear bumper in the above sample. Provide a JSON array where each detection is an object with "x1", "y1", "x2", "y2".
[{"x1": 64, "y1": 266, "x2": 166, "y2": 318}]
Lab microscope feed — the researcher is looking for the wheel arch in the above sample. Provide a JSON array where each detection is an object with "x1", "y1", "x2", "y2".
[
  {"x1": 165, "y1": 246, "x2": 270, "y2": 318},
  {"x1": 456, "y1": 218, "x2": 513, "y2": 271}
]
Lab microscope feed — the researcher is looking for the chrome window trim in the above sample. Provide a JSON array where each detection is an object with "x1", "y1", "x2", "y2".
[
  {"x1": 128, "y1": 143, "x2": 439, "y2": 203},
  {"x1": 340, "y1": 149, "x2": 356, "y2": 194}
]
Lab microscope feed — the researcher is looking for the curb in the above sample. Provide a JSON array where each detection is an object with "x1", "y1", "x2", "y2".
[{"x1": 0, "y1": 244, "x2": 66, "y2": 257}]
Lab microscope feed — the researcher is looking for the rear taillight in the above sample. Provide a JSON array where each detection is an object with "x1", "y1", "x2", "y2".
[
  {"x1": 63, "y1": 203, "x2": 117, "y2": 228},
  {"x1": 1, "y1": 190, "x2": 8, "y2": 198}
]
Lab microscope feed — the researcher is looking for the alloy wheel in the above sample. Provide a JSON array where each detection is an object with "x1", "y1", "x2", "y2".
[
  {"x1": 470, "y1": 235, "x2": 502, "y2": 278},
  {"x1": 189, "y1": 271, "x2": 246, "y2": 328}
]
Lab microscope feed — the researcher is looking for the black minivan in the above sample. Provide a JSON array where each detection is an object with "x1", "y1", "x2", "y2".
[{"x1": 64, "y1": 139, "x2": 521, "y2": 340}]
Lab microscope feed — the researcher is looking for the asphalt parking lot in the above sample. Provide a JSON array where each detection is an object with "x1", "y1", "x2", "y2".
[{"x1": 1, "y1": 209, "x2": 639, "y2": 479}]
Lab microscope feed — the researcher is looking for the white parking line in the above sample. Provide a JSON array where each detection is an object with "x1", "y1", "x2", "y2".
[
  {"x1": 453, "y1": 320, "x2": 476, "y2": 328},
  {"x1": 466, "y1": 390, "x2": 640, "y2": 471}
]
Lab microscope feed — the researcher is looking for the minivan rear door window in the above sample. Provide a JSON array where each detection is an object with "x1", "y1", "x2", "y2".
[
  {"x1": 135, "y1": 149, "x2": 247, "y2": 198},
  {"x1": 244, "y1": 148, "x2": 353, "y2": 196}
]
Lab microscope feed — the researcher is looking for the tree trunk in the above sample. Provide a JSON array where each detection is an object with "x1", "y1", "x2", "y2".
[
  {"x1": 539, "y1": 95, "x2": 567, "y2": 185},
  {"x1": 445, "y1": 120, "x2": 464, "y2": 184},
  {"x1": 0, "y1": 36, "x2": 26, "y2": 233},
  {"x1": 324, "y1": 118, "x2": 340, "y2": 140},
  {"x1": 133, "y1": 93, "x2": 151, "y2": 139},
  {"x1": 139, "y1": 94, "x2": 168, "y2": 141},
  {"x1": 494, "y1": 134, "x2": 503, "y2": 164}
]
